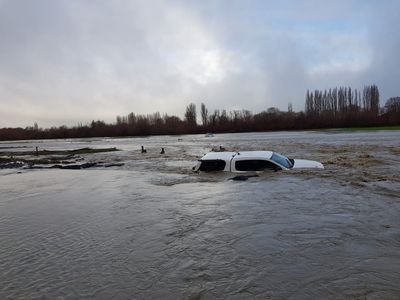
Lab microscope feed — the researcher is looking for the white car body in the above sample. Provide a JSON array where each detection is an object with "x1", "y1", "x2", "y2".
[{"x1": 193, "y1": 151, "x2": 324, "y2": 172}]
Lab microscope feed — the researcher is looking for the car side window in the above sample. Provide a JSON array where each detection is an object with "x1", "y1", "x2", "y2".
[
  {"x1": 199, "y1": 160, "x2": 226, "y2": 171},
  {"x1": 235, "y1": 160, "x2": 279, "y2": 171}
]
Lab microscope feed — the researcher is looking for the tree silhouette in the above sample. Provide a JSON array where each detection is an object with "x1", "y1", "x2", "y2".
[
  {"x1": 1, "y1": 85, "x2": 399, "y2": 141},
  {"x1": 200, "y1": 103, "x2": 208, "y2": 126},
  {"x1": 184, "y1": 103, "x2": 197, "y2": 132}
]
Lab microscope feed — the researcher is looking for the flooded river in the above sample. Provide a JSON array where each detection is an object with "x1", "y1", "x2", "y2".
[{"x1": 1, "y1": 131, "x2": 400, "y2": 299}]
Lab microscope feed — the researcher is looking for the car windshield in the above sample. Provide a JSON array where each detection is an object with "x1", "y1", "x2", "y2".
[{"x1": 271, "y1": 152, "x2": 293, "y2": 169}]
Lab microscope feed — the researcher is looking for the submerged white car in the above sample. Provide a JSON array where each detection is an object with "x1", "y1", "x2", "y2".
[{"x1": 193, "y1": 151, "x2": 324, "y2": 172}]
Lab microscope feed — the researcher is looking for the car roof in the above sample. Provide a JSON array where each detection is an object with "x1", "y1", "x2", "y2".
[
  {"x1": 236, "y1": 151, "x2": 273, "y2": 159},
  {"x1": 200, "y1": 151, "x2": 237, "y2": 161},
  {"x1": 200, "y1": 151, "x2": 273, "y2": 161}
]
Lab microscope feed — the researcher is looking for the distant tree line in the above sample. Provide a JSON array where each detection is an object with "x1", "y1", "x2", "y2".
[
  {"x1": 1, "y1": 84, "x2": 399, "y2": 141},
  {"x1": 304, "y1": 85, "x2": 383, "y2": 127}
]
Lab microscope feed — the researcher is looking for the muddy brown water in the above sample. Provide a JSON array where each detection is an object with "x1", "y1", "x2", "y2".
[{"x1": 1, "y1": 131, "x2": 400, "y2": 299}]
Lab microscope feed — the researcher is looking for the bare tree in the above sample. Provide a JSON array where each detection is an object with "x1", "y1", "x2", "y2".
[
  {"x1": 385, "y1": 97, "x2": 400, "y2": 113},
  {"x1": 200, "y1": 103, "x2": 208, "y2": 126},
  {"x1": 363, "y1": 85, "x2": 380, "y2": 115},
  {"x1": 185, "y1": 103, "x2": 197, "y2": 129},
  {"x1": 288, "y1": 102, "x2": 293, "y2": 113}
]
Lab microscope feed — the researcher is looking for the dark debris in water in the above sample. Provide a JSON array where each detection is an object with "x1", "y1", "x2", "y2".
[
  {"x1": 0, "y1": 147, "x2": 120, "y2": 157},
  {"x1": 0, "y1": 147, "x2": 121, "y2": 169},
  {"x1": 0, "y1": 161, "x2": 25, "y2": 169},
  {"x1": 27, "y1": 162, "x2": 125, "y2": 170},
  {"x1": 0, "y1": 147, "x2": 122, "y2": 169},
  {"x1": 229, "y1": 175, "x2": 259, "y2": 181}
]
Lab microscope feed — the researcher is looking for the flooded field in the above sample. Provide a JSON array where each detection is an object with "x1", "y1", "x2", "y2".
[{"x1": 1, "y1": 131, "x2": 400, "y2": 299}]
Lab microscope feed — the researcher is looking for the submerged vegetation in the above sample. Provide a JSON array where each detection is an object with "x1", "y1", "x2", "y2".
[
  {"x1": 1, "y1": 85, "x2": 399, "y2": 141},
  {"x1": 0, "y1": 147, "x2": 121, "y2": 169},
  {"x1": 0, "y1": 147, "x2": 119, "y2": 157},
  {"x1": 320, "y1": 125, "x2": 400, "y2": 132}
]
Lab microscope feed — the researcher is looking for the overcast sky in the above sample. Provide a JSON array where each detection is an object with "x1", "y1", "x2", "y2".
[{"x1": 0, "y1": 0, "x2": 399, "y2": 127}]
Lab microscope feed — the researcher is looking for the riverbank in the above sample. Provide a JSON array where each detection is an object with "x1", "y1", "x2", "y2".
[{"x1": 315, "y1": 125, "x2": 400, "y2": 132}]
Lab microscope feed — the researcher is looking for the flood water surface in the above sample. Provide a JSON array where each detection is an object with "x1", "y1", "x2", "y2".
[{"x1": 1, "y1": 131, "x2": 400, "y2": 299}]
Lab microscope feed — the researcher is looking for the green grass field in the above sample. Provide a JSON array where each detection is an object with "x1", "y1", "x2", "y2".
[{"x1": 321, "y1": 125, "x2": 400, "y2": 132}]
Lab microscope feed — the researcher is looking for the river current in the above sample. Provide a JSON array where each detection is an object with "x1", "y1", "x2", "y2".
[{"x1": 1, "y1": 131, "x2": 400, "y2": 299}]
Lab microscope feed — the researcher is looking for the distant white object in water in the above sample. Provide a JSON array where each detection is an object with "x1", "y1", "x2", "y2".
[
  {"x1": 193, "y1": 151, "x2": 324, "y2": 172},
  {"x1": 205, "y1": 133, "x2": 214, "y2": 137}
]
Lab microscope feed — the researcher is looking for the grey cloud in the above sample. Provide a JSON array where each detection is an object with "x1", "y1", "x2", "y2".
[{"x1": 0, "y1": 0, "x2": 399, "y2": 127}]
